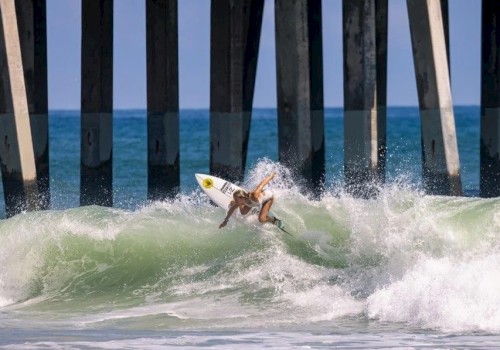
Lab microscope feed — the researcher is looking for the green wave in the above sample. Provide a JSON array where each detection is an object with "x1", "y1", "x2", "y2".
[{"x1": 0, "y1": 189, "x2": 498, "y2": 317}]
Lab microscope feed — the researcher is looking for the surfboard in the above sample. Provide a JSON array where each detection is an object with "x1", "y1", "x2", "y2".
[{"x1": 195, "y1": 173, "x2": 291, "y2": 235}]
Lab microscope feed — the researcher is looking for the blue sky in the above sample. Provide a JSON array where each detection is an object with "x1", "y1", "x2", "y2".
[{"x1": 46, "y1": 0, "x2": 481, "y2": 110}]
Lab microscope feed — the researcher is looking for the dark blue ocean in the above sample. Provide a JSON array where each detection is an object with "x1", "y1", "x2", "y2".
[
  {"x1": 43, "y1": 106, "x2": 480, "y2": 212},
  {"x1": 1, "y1": 107, "x2": 499, "y2": 349}
]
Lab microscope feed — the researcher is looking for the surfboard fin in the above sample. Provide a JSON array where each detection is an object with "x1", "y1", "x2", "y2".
[
  {"x1": 275, "y1": 219, "x2": 285, "y2": 230},
  {"x1": 272, "y1": 217, "x2": 292, "y2": 235}
]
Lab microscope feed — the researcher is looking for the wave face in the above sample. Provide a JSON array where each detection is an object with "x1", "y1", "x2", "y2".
[{"x1": 1, "y1": 163, "x2": 499, "y2": 333}]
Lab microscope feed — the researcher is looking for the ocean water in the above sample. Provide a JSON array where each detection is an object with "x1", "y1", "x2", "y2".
[{"x1": 1, "y1": 107, "x2": 499, "y2": 349}]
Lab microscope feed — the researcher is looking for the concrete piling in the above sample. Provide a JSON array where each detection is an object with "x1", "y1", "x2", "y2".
[
  {"x1": 210, "y1": 0, "x2": 264, "y2": 182},
  {"x1": 146, "y1": 0, "x2": 180, "y2": 200},
  {"x1": 480, "y1": 0, "x2": 500, "y2": 197},
  {"x1": 275, "y1": 0, "x2": 324, "y2": 195},
  {"x1": 375, "y1": 0, "x2": 388, "y2": 186},
  {"x1": 0, "y1": 0, "x2": 40, "y2": 217},
  {"x1": 407, "y1": 0, "x2": 462, "y2": 196},
  {"x1": 80, "y1": 0, "x2": 113, "y2": 206},
  {"x1": 343, "y1": 0, "x2": 387, "y2": 197},
  {"x1": 440, "y1": 0, "x2": 450, "y2": 72},
  {"x1": 15, "y1": 0, "x2": 49, "y2": 210}
]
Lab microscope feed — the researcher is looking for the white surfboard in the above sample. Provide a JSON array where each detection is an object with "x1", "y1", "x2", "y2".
[{"x1": 195, "y1": 173, "x2": 291, "y2": 234}]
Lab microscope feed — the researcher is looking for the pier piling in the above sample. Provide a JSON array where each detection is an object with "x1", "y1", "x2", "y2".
[
  {"x1": 480, "y1": 0, "x2": 500, "y2": 198},
  {"x1": 0, "y1": 0, "x2": 40, "y2": 217},
  {"x1": 210, "y1": 0, "x2": 264, "y2": 183},
  {"x1": 407, "y1": 0, "x2": 462, "y2": 196},
  {"x1": 343, "y1": 0, "x2": 388, "y2": 198},
  {"x1": 440, "y1": 0, "x2": 450, "y2": 73},
  {"x1": 375, "y1": 0, "x2": 388, "y2": 185},
  {"x1": 275, "y1": 0, "x2": 325, "y2": 195},
  {"x1": 15, "y1": 0, "x2": 49, "y2": 210},
  {"x1": 80, "y1": 0, "x2": 114, "y2": 206},
  {"x1": 146, "y1": 0, "x2": 180, "y2": 200}
]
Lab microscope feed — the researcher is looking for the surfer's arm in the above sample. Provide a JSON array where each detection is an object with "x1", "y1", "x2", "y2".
[
  {"x1": 252, "y1": 172, "x2": 276, "y2": 195},
  {"x1": 219, "y1": 202, "x2": 238, "y2": 228}
]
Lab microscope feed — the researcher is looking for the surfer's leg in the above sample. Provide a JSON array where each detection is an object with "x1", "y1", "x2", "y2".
[
  {"x1": 240, "y1": 205, "x2": 251, "y2": 215},
  {"x1": 258, "y1": 197, "x2": 275, "y2": 224}
]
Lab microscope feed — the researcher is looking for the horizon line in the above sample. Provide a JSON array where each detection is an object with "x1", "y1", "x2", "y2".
[{"x1": 49, "y1": 104, "x2": 481, "y2": 112}]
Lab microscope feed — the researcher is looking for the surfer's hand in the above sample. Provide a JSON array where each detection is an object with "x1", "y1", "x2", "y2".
[{"x1": 219, "y1": 219, "x2": 228, "y2": 229}]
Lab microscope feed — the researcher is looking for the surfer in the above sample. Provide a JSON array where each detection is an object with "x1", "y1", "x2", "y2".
[{"x1": 219, "y1": 172, "x2": 283, "y2": 229}]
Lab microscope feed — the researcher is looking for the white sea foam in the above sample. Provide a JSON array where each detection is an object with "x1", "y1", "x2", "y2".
[{"x1": 367, "y1": 254, "x2": 500, "y2": 332}]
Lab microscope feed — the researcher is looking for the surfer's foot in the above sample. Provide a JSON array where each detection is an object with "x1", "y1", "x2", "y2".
[{"x1": 272, "y1": 217, "x2": 284, "y2": 229}]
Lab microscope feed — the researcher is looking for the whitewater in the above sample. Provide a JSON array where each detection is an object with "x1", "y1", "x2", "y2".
[{"x1": 1, "y1": 162, "x2": 499, "y2": 349}]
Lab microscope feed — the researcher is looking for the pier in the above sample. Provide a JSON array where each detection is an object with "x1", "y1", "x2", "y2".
[{"x1": 0, "y1": 0, "x2": 497, "y2": 217}]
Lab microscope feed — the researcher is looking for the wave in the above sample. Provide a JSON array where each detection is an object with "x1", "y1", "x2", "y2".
[{"x1": 0, "y1": 162, "x2": 499, "y2": 332}]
